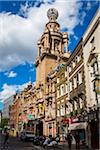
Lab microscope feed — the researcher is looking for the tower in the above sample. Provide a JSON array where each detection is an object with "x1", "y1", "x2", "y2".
[
  {"x1": 35, "y1": 8, "x2": 70, "y2": 136},
  {"x1": 36, "y1": 8, "x2": 70, "y2": 86}
]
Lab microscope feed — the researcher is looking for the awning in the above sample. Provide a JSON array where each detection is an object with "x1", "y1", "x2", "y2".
[{"x1": 68, "y1": 122, "x2": 87, "y2": 130}]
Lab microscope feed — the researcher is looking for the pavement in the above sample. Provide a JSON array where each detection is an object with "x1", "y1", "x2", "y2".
[{"x1": 0, "y1": 133, "x2": 91, "y2": 150}]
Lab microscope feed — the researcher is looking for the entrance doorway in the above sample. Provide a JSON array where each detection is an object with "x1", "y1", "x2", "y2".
[
  {"x1": 36, "y1": 121, "x2": 43, "y2": 136},
  {"x1": 90, "y1": 120, "x2": 99, "y2": 149}
]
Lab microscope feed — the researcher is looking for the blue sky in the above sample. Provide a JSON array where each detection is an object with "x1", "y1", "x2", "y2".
[{"x1": 0, "y1": 0, "x2": 99, "y2": 110}]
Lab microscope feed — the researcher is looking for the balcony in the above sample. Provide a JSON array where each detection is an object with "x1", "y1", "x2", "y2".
[{"x1": 36, "y1": 98, "x2": 44, "y2": 105}]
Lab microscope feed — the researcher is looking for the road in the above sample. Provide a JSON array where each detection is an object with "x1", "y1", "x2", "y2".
[{"x1": 0, "y1": 133, "x2": 90, "y2": 150}]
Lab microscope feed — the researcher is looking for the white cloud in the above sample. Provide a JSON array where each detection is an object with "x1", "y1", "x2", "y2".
[
  {"x1": 0, "y1": 0, "x2": 91, "y2": 71},
  {"x1": 5, "y1": 71, "x2": 17, "y2": 78},
  {"x1": 0, "y1": 84, "x2": 17, "y2": 101},
  {"x1": 0, "y1": 82, "x2": 31, "y2": 102}
]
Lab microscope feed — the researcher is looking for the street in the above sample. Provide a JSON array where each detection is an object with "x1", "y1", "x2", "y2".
[{"x1": 0, "y1": 134, "x2": 91, "y2": 150}]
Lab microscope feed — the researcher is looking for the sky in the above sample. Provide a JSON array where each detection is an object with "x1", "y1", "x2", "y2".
[{"x1": 0, "y1": 0, "x2": 99, "y2": 110}]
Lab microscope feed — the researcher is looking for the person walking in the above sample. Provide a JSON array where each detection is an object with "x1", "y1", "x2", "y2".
[
  {"x1": 3, "y1": 130, "x2": 9, "y2": 145},
  {"x1": 74, "y1": 132, "x2": 80, "y2": 149},
  {"x1": 66, "y1": 132, "x2": 72, "y2": 150}
]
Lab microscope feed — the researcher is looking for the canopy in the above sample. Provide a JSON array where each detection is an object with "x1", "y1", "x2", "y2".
[{"x1": 68, "y1": 122, "x2": 87, "y2": 130}]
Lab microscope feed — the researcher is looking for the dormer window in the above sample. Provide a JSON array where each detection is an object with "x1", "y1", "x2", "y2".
[
  {"x1": 77, "y1": 55, "x2": 81, "y2": 63},
  {"x1": 72, "y1": 60, "x2": 76, "y2": 68},
  {"x1": 90, "y1": 36, "x2": 95, "y2": 50},
  {"x1": 78, "y1": 72, "x2": 82, "y2": 84},
  {"x1": 69, "y1": 66, "x2": 72, "y2": 73}
]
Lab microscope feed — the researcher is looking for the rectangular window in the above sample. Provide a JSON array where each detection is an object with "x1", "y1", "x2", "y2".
[
  {"x1": 60, "y1": 105, "x2": 65, "y2": 116},
  {"x1": 93, "y1": 62, "x2": 99, "y2": 75},
  {"x1": 57, "y1": 78, "x2": 60, "y2": 83},
  {"x1": 69, "y1": 66, "x2": 72, "y2": 73},
  {"x1": 57, "y1": 106, "x2": 60, "y2": 117},
  {"x1": 73, "y1": 60, "x2": 76, "y2": 68},
  {"x1": 52, "y1": 83, "x2": 55, "y2": 92},
  {"x1": 90, "y1": 36, "x2": 95, "y2": 50},
  {"x1": 69, "y1": 81, "x2": 72, "y2": 92},
  {"x1": 74, "y1": 77, "x2": 77, "y2": 88},
  {"x1": 61, "y1": 84, "x2": 65, "y2": 96},
  {"x1": 57, "y1": 88, "x2": 60, "y2": 98},
  {"x1": 77, "y1": 55, "x2": 80, "y2": 62},
  {"x1": 78, "y1": 72, "x2": 82, "y2": 84},
  {"x1": 74, "y1": 101, "x2": 77, "y2": 110},
  {"x1": 66, "y1": 83, "x2": 68, "y2": 93}
]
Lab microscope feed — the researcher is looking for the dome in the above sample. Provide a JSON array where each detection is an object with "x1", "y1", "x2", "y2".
[{"x1": 47, "y1": 8, "x2": 58, "y2": 21}]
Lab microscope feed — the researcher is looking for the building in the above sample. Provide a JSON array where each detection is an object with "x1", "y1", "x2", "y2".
[
  {"x1": 83, "y1": 9, "x2": 100, "y2": 149},
  {"x1": 2, "y1": 96, "x2": 14, "y2": 119},
  {"x1": 56, "y1": 63, "x2": 68, "y2": 141},
  {"x1": 55, "y1": 39, "x2": 87, "y2": 142},
  {"x1": 35, "y1": 8, "x2": 70, "y2": 136},
  {"x1": 9, "y1": 83, "x2": 37, "y2": 134},
  {"x1": 66, "y1": 39, "x2": 87, "y2": 144},
  {"x1": 8, "y1": 8, "x2": 99, "y2": 148},
  {"x1": 45, "y1": 68, "x2": 57, "y2": 137}
]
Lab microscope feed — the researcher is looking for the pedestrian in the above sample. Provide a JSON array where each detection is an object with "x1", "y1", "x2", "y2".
[
  {"x1": 74, "y1": 132, "x2": 80, "y2": 149},
  {"x1": 66, "y1": 132, "x2": 72, "y2": 150},
  {"x1": 3, "y1": 130, "x2": 9, "y2": 145},
  {"x1": 56, "y1": 134, "x2": 60, "y2": 144}
]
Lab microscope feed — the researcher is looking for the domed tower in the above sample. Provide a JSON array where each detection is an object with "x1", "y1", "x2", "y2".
[
  {"x1": 36, "y1": 8, "x2": 70, "y2": 87},
  {"x1": 35, "y1": 9, "x2": 70, "y2": 136}
]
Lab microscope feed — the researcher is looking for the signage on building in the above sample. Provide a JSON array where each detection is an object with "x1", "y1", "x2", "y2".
[
  {"x1": 68, "y1": 122, "x2": 87, "y2": 130},
  {"x1": 28, "y1": 114, "x2": 34, "y2": 120}
]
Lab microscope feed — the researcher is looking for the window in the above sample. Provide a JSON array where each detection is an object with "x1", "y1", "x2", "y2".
[
  {"x1": 72, "y1": 60, "x2": 76, "y2": 68},
  {"x1": 78, "y1": 72, "x2": 82, "y2": 84},
  {"x1": 69, "y1": 81, "x2": 72, "y2": 92},
  {"x1": 76, "y1": 74, "x2": 79, "y2": 86},
  {"x1": 77, "y1": 55, "x2": 80, "y2": 62},
  {"x1": 61, "y1": 84, "x2": 65, "y2": 96},
  {"x1": 74, "y1": 101, "x2": 77, "y2": 110},
  {"x1": 74, "y1": 77, "x2": 77, "y2": 88},
  {"x1": 60, "y1": 104, "x2": 65, "y2": 116},
  {"x1": 57, "y1": 87, "x2": 60, "y2": 98},
  {"x1": 64, "y1": 44, "x2": 66, "y2": 53},
  {"x1": 57, "y1": 106, "x2": 60, "y2": 117},
  {"x1": 52, "y1": 83, "x2": 55, "y2": 92},
  {"x1": 69, "y1": 66, "x2": 72, "y2": 73},
  {"x1": 66, "y1": 83, "x2": 68, "y2": 93},
  {"x1": 79, "y1": 98, "x2": 83, "y2": 108},
  {"x1": 90, "y1": 36, "x2": 95, "y2": 49},
  {"x1": 57, "y1": 78, "x2": 60, "y2": 83},
  {"x1": 92, "y1": 62, "x2": 99, "y2": 75}
]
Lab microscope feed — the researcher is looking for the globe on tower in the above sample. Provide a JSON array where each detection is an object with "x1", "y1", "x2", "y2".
[{"x1": 47, "y1": 8, "x2": 58, "y2": 21}]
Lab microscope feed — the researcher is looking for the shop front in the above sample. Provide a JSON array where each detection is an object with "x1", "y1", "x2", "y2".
[
  {"x1": 68, "y1": 121, "x2": 87, "y2": 145},
  {"x1": 57, "y1": 117, "x2": 69, "y2": 141},
  {"x1": 87, "y1": 108, "x2": 99, "y2": 149},
  {"x1": 46, "y1": 121, "x2": 56, "y2": 138}
]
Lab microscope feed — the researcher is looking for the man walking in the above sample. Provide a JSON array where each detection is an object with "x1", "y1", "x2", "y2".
[
  {"x1": 66, "y1": 132, "x2": 72, "y2": 150},
  {"x1": 74, "y1": 132, "x2": 80, "y2": 149},
  {"x1": 4, "y1": 130, "x2": 9, "y2": 145}
]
